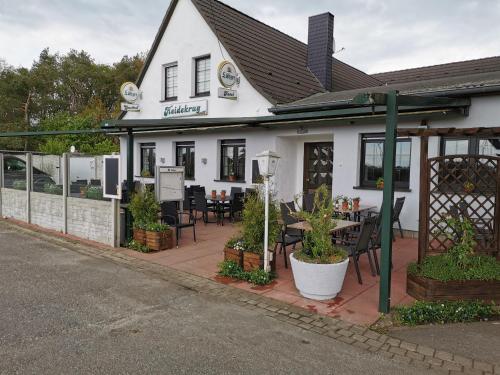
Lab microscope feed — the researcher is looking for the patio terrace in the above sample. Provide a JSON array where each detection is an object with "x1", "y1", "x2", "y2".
[{"x1": 120, "y1": 218, "x2": 416, "y2": 326}]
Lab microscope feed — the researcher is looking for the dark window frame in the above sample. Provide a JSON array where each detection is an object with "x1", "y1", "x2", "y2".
[
  {"x1": 359, "y1": 133, "x2": 412, "y2": 189},
  {"x1": 140, "y1": 143, "x2": 156, "y2": 177},
  {"x1": 176, "y1": 141, "x2": 195, "y2": 180},
  {"x1": 164, "y1": 63, "x2": 178, "y2": 101},
  {"x1": 440, "y1": 136, "x2": 500, "y2": 156},
  {"x1": 220, "y1": 139, "x2": 246, "y2": 182},
  {"x1": 194, "y1": 55, "x2": 210, "y2": 96}
]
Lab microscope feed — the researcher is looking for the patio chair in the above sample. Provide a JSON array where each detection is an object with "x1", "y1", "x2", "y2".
[
  {"x1": 160, "y1": 201, "x2": 196, "y2": 247},
  {"x1": 76, "y1": 179, "x2": 88, "y2": 185},
  {"x1": 303, "y1": 192, "x2": 314, "y2": 212},
  {"x1": 182, "y1": 187, "x2": 192, "y2": 214},
  {"x1": 230, "y1": 192, "x2": 245, "y2": 221},
  {"x1": 244, "y1": 188, "x2": 256, "y2": 197},
  {"x1": 337, "y1": 215, "x2": 378, "y2": 284},
  {"x1": 193, "y1": 191, "x2": 218, "y2": 224},
  {"x1": 90, "y1": 179, "x2": 101, "y2": 186},
  {"x1": 279, "y1": 202, "x2": 304, "y2": 268},
  {"x1": 393, "y1": 197, "x2": 405, "y2": 238}
]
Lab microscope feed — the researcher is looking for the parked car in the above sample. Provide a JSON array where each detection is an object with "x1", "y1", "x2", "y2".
[{"x1": 3, "y1": 155, "x2": 56, "y2": 191}]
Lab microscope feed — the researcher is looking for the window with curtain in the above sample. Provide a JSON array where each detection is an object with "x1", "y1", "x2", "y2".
[
  {"x1": 176, "y1": 142, "x2": 195, "y2": 180},
  {"x1": 359, "y1": 134, "x2": 412, "y2": 189},
  {"x1": 195, "y1": 56, "x2": 210, "y2": 96},
  {"x1": 140, "y1": 143, "x2": 156, "y2": 177},
  {"x1": 220, "y1": 139, "x2": 245, "y2": 181},
  {"x1": 164, "y1": 63, "x2": 178, "y2": 100}
]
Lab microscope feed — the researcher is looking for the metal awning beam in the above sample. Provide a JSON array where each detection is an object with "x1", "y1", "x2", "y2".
[{"x1": 352, "y1": 92, "x2": 471, "y2": 107}]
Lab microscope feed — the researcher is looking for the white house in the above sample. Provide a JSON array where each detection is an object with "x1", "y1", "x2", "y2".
[{"x1": 113, "y1": 0, "x2": 500, "y2": 234}]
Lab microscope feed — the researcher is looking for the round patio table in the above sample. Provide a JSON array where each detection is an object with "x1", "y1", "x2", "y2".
[{"x1": 205, "y1": 194, "x2": 231, "y2": 202}]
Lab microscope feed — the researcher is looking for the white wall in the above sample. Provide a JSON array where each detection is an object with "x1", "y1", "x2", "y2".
[{"x1": 123, "y1": 0, "x2": 272, "y2": 121}]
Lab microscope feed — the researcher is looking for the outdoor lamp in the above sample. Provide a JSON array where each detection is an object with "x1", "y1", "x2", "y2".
[
  {"x1": 256, "y1": 150, "x2": 280, "y2": 177},
  {"x1": 256, "y1": 150, "x2": 280, "y2": 272}
]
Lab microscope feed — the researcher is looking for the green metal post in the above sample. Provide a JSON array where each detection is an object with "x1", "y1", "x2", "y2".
[
  {"x1": 378, "y1": 91, "x2": 398, "y2": 314},
  {"x1": 126, "y1": 130, "x2": 134, "y2": 241}
]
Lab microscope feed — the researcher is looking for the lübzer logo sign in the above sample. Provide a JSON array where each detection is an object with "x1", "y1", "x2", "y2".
[
  {"x1": 163, "y1": 100, "x2": 208, "y2": 119},
  {"x1": 217, "y1": 60, "x2": 239, "y2": 88},
  {"x1": 120, "y1": 82, "x2": 140, "y2": 103}
]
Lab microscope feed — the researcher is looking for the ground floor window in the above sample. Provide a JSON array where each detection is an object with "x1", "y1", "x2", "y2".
[
  {"x1": 220, "y1": 139, "x2": 245, "y2": 181},
  {"x1": 176, "y1": 142, "x2": 195, "y2": 180},
  {"x1": 360, "y1": 134, "x2": 411, "y2": 189},
  {"x1": 441, "y1": 136, "x2": 500, "y2": 157},
  {"x1": 140, "y1": 143, "x2": 156, "y2": 177}
]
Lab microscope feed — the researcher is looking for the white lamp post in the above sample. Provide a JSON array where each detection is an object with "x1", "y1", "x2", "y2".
[{"x1": 256, "y1": 150, "x2": 280, "y2": 272}]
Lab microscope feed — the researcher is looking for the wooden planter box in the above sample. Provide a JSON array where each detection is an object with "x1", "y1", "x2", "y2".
[
  {"x1": 146, "y1": 229, "x2": 174, "y2": 251},
  {"x1": 407, "y1": 272, "x2": 500, "y2": 303},
  {"x1": 133, "y1": 228, "x2": 146, "y2": 245},
  {"x1": 243, "y1": 251, "x2": 276, "y2": 272},
  {"x1": 224, "y1": 247, "x2": 243, "y2": 267}
]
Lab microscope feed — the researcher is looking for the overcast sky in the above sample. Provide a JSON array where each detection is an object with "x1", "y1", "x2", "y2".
[{"x1": 1, "y1": 0, "x2": 499, "y2": 73}]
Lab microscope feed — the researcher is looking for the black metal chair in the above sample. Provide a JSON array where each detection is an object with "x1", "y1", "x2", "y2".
[
  {"x1": 393, "y1": 197, "x2": 405, "y2": 238},
  {"x1": 193, "y1": 191, "x2": 218, "y2": 224},
  {"x1": 244, "y1": 188, "x2": 256, "y2": 197},
  {"x1": 337, "y1": 215, "x2": 378, "y2": 284},
  {"x1": 279, "y1": 202, "x2": 304, "y2": 268},
  {"x1": 90, "y1": 179, "x2": 101, "y2": 186},
  {"x1": 161, "y1": 201, "x2": 196, "y2": 247},
  {"x1": 182, "y1": 187, "x2": 192, "y2": 214},
  {"x1": 303, "y1": 192, "x2": 314, "y2": 212},
  {"x1": 230, "y1": 192, "x2": 245, "y2": 221},
  {"x1": 76, "y1": 179, "x2": 88, "y2": 185}
]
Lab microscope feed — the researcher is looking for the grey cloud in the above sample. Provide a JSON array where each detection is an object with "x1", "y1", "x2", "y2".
[{"x1": 0, "y1": 0, "x2": 499, "y2": 74}]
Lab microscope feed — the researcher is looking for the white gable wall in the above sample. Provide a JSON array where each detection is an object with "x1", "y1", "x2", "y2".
[{"x1": 123, "y1": 0, "x2": 272, "y2": 120}]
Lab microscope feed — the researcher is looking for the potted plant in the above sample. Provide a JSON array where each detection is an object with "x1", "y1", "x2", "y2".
[
  {"x1": 228, "y1": 173, "x2": 237, "y2": 182},
  {"x1": 341, "y1": 196, "x2": 350, "y2": 211},
  {"x1": 376, "y1": 177, "x2": 384, "y2": 189},
  {"x1": 129, "y1": 190, "x2": 160, "y2": 246},
  {"x1": 224, "y1": 237, "x2": 245, "y2": 267},
  {"x1": 463, "y1": 181, "x2": 475, "y2": 194},
  {"x1": 352, "y1": 197, "x2": 360, "y2": 210},
  {"x1": 290, "y1": 185, "x2": 349, "y2": 300},
  {"x1": 141, "y1": 169, "x2": 152, "y2": 178},
  {"x1": 145, "y1": 222, "x2": 173, "y2": 251}
]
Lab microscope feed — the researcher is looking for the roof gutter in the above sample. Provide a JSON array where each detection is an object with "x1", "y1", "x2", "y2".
[{"x1": 270, "y1": 83, "x2": 500, "y2": 115}]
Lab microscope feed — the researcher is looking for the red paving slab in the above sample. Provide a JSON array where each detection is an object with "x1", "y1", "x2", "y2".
[{"x1": 121, "y1": 216, "x2": 418, "y2": 326}]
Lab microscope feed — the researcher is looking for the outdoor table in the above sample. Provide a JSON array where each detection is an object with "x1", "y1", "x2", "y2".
[
  {"x1": 205, "y1": 194, "x2": 231, "y2": 202},
  {"x1": 334, "y1": 205, "x2": 377, "y2": 221},
  {"x1": 205, "y1": 194, "x2": 231, "y2": 225},
  {"x1": 287, "y1": 219, "x2": 360, "y2": 234}
]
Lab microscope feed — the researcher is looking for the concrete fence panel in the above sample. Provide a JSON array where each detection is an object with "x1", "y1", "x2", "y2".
[
  {"x1": 67, "y1": 197, "x2": 114, "y2": 246},
  {"x1": 30, "y1": 192, "x2": 64, "y2": 231},
  {"x1": 1, "y1": 188, "x2": 27, "y2": 221}
]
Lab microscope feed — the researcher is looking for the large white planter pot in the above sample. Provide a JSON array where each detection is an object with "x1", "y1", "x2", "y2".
[{"x1": 290, "y1": 253, "x2": 349, "y2": 300}]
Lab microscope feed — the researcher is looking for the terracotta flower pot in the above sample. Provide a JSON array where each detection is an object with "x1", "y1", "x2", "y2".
[
  {"x1": 342, "y1": 201, "x2": 349, "y2": 211},
  {"x1": 211, "y1": 190, "x2": 217, "y2": 199},
  {"x1": 377, "y1": 183, "x2": 384, "y2": 190},
  {"x1": 145, "y1": 229, "x2": 173, "y2": 251},
  {"x1": 133, "y1": 228, "x2": 146, "y2": 245},
  {"x1": 353, "y1": 199, "x2": 360, "y2": 210},
  {"x1": 228, "y1": 175, "x2": 236, "y2": 182},
  {"x1": 220, "y1": 190, "x2": 226, "y2": 200}
]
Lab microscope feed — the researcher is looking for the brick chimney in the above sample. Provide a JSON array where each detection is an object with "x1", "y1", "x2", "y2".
[{"x1": 307, "y1": 12, "x2": 334, "y2": 91}]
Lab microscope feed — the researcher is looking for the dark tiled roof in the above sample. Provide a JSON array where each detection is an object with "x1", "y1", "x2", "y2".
[
  {"x1": 191, "y1": 0, "x2": 381, "y2": 104},
  {"x1": 372, "y1": 56, "x2": 500, "y2": 85},
  {"x1": 274, "y1": 70, "x2": 500, "y2": 111}
]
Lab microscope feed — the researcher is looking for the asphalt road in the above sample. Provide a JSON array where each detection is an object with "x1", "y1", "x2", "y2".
[{"x1": 0, "y1": 221, "x2": 436, "y2": 375}]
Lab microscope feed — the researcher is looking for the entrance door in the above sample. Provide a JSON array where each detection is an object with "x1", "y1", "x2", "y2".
[{"x1": 303, "y1": 142, "x2": 333, "y2": 194}]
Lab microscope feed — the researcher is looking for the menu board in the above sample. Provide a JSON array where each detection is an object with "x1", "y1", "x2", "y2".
[{"x1": 155, "y1": 166, "x2": 185, "y2": 202}]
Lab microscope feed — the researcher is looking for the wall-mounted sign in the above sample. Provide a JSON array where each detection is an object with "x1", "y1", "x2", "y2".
[
  {"x1": 120, "y1": 82, "x2": 140, "y2": 103},
  {"x1": 218, "y1": 87, "x2": 238, "y2": 100},
  {"x1": 120, "y1": 103, "x2": 140, "y2": 112},
  {"x1": 163, "y1": 100, "x2": 208, "y2": 118},
  {"x1": 155, "y1": 166, "x2": 185, "y2": 202},
  {"x1": 217, "y1": 60, "x2": 239, "y2": 88}
]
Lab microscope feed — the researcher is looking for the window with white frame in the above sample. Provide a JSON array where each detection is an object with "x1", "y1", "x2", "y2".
[
  {"x1": 164, "y1": 63, "x2": 178, "y2": 100},
  {"x1": 194, "y1": 56, "x2": 210, "y2": 96}
]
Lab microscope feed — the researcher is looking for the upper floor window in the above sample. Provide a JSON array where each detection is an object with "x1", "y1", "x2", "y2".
[
  {"x1": 195, "y1": 56, "x2": 210, "y2": 96},
  {"x1": 359, "y1": 134, "x2": 411, "y2": 189},
  {"x1": 176, "y1": 141, "x2": 195, "y2": 180},
  {"x1": 441, "y1": 137, "x2": 500, "y2": 157},
  {"x1": 220, "y1": 139, "x2": 245, "y2": 181},
  {"x1": 164, "y1": 63, "x2": 178, "y2": 100},
  {"x1": 140, "y1": 143, "x2": 156, "y2": 177}
]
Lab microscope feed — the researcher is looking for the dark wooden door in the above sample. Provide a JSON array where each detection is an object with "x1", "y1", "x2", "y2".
[{"x1": 303, "y1": 142, "x2": 333, "y2": 194}]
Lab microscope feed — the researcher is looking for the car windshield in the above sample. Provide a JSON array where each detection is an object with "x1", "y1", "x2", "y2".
[{"x1": 5, "y1": 158, "x2": 25, "y2": 172}]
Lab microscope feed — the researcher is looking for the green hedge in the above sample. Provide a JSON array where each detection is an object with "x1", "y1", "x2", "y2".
[{"x1": 393, "y1": 300, "x2": 498, "y2": 326}]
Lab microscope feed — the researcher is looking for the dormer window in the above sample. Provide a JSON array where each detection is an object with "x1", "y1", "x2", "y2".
[
  {"x1": 194, "y1": 56, "x2": 210, "y2": 96},
  {"x1": 164, "y1": 63, "x2": 178, "y2": 100}
]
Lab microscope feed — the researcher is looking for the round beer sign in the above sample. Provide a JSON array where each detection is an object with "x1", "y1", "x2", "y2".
[
  {"x1": 217, "y1": 61, "x2": 238, "y2": 88},
  {"x1": 120, "y1": 82, "x2": 140, "y2": 103}
]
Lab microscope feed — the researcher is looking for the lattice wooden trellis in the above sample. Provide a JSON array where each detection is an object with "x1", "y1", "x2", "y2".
[{"x1": 420, "y1": 154, "x2": 500, "y2": 259}]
